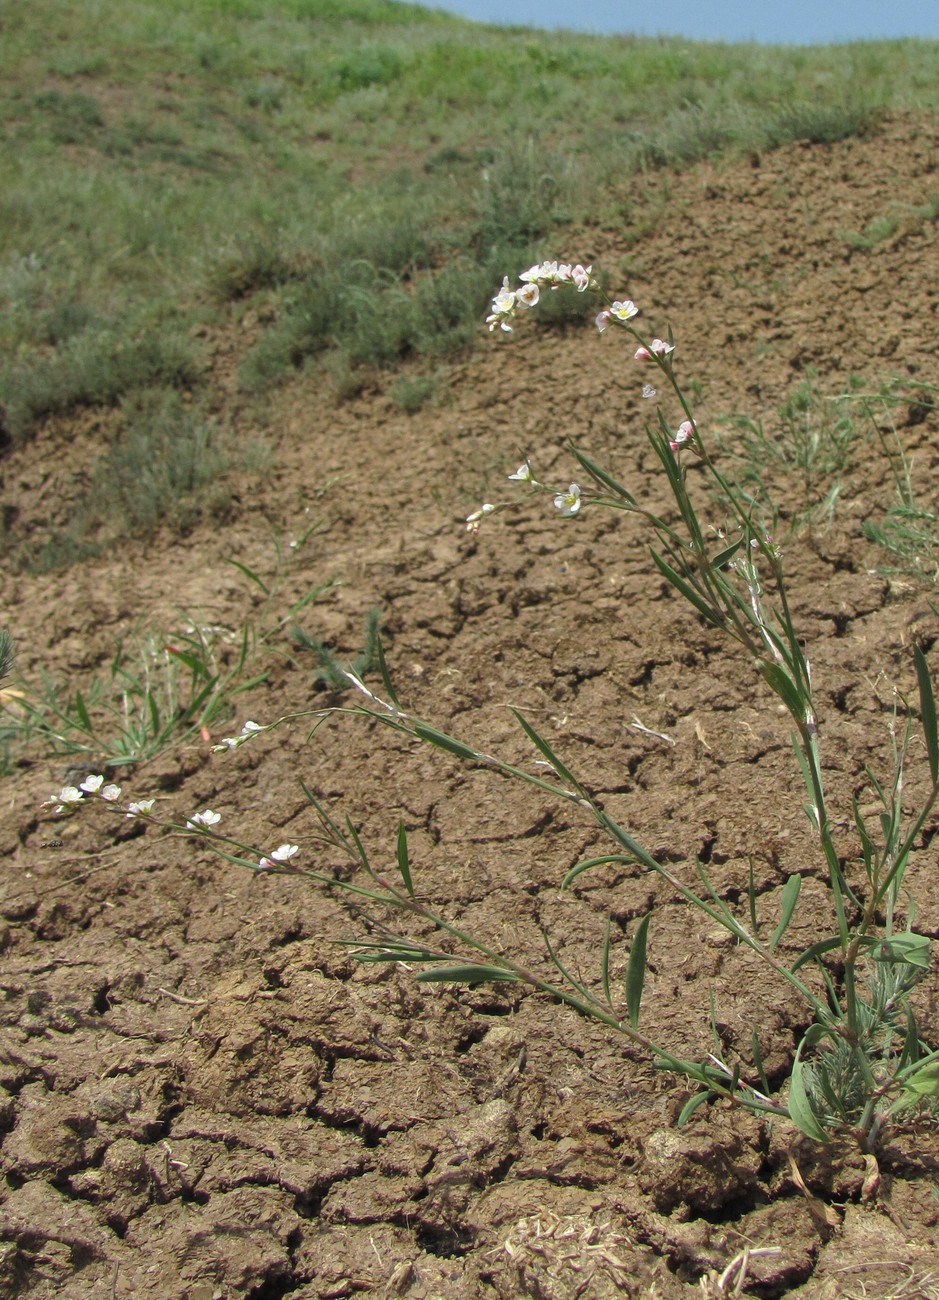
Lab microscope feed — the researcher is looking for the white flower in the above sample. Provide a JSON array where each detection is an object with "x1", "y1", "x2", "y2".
[
  {"x1": 271, "y1": 844, "x2": 299, "y2": 862},
  {"x1": 642, "y1": 384, "x2": 658, "y2": 399},
  {"x1": 187, "y1": 809, "x2": 221, "y2": 830},
  {"x1": 610, "y1": 299, "x2": 639, "y2": 322},
  {"x1": 554, "y1": 484, "x2": 582, "y2": 517},
  {"x1": 80, "y1": 774, "x2": 104, "y2": 794},
  {"x1": 487, "y1": 277, "x2": 517, "y2": 332},
  {"x1": 570, "y1": 263, "x2": 592, "y2": 291},
  {"x1": 58, "y1": 786, "x2": 84, "y2": 805},
  {"x1": 126, "y1": 799, "x2": 155, "y2": 818},
  {"x1": 100, "y1": 784, "x2": 122, "y2": 802},
  {"x1": 508, "y1": 462, "x2": 532, "y2": 482},
  {"x1": 516, "y1": 282, "x2": 540, "y2": 308},
  {"x1": 595, "y1": 310, "x2": 611, "y2": 333},
  {"x1": 213, "y1": 720, "x2": 262, "y2": 753}
]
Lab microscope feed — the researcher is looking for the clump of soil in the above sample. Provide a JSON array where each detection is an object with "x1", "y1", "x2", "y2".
[{"x1": 3, "y1": 115, "x2": 939, "y2": 1297}]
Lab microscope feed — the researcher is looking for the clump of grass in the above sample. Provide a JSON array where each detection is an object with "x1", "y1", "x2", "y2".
[
  {"x1": 82, "y1": 388, "x2": 233, "y2": 538},
  {"x1": 291, "y1": 609, "x2": 382, "y2": 690},
  {"x1": 0, "y1": 326, "x2": 199, "y2": 443},
  {"x1": 714, "y1": 374, "x2": 860, "y2": 527},
  {"x1": 861, "y1": 380, "x2": 939, "y2": 584},
  {"x1": 389, "y1": 372, "x2": 439, "y2": 413}
]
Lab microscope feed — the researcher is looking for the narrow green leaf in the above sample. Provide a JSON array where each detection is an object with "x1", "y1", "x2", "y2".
[
  {"x1": 395, "y1": 821, "x2": 414, "y2": 898},
  {"x1": 747, "y1": 857, "x2": 759, "y2": 935},
  {"x1": 568, "y1": 444, "x2": 637, "y2": 505},
  {"x1": 412, "y1": 723, "x2": 480, "y2": 763},
  {"x1": 677, "y1": 1090, "x2": 713, "y2": 1126},
  {"x1": 600, "y1": 917, "x2": 613, "y2": 1012},
  {"x1": 375, "y1": 637, "x2": 401, "y2": 708},
  {"x1": 224, "y1": 557, "x2": 270, "y2": 595},
  {"x1": 791, "y1": 934, "x2": 851, "y2": 973},
  {"x1": 561, "y1": 854, "x2": 630, "y2": 889},
  {"x1": 415, "y1": 965, "x2": 520, "y2": 985},
  {"x1": 787, "y1": 1048, "x2": 828, "y2": 1142},
  {"x1": 712, "y1": 536, "x2": 746, "y2": 569},
  {"x1": 649, "y1": 550, "x2": 725, "y2": 629},
  {"x1": 760, "y1": 662, "x2": 805, "y2": 725},
  {"x1": 164, "y1": 645, "x2": 210, "y2": 678},
  {"x1": 913, "y1": 644, "x2": 939, "y2": 784},
  {"x1": 72, "y1": 689, "x2": 94, "y2": 735},
  {"x1": 751, "y1": 1028, "x2": 770, "y2": 1097},
  {"x1": 146, "y1": 689, "x2": 160, "y2": 735},
  {"x1": 512, "y1": 710, "x2": 583, "y2": 792},
  {"x1": 626, "y1": 913, "x2": 651, "y2": 1030},
  {"x1": 770, "y1": 874, "x2": 802, "y2": 950}
]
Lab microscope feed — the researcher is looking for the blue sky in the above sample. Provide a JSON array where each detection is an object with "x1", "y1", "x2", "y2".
[{"x1": 426, "y1": 1, "x2": 939, "y2": 45}]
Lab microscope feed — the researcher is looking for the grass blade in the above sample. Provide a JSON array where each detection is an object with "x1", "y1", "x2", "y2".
[
  {"x1": 224, "y1": 558, "x2": 270, "y2": 595},
  {"x1": 770, "y1": 873, "x2": 802, "y2": 950},
  {"x1": 396, "y1": 821, "x2": 414, "y2": 898},
  {"x1": 913, "y1": 644, "x2": 939, "y2": 783},
  {"x1": 626, "y1": 913, "x2": 651, "y2": 1029},
  {"x1": 415, "y1": 964, "x2": 520, "y2": 985}
]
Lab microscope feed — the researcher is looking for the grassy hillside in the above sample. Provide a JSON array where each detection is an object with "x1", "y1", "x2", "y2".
[{"x1": 2, "y1": 0, "x2": 938, "y2": 558}]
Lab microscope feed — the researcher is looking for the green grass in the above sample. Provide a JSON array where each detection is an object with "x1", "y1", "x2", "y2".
[{"x1": 1, "y1": 0, "x2": 938, "y2": 558}]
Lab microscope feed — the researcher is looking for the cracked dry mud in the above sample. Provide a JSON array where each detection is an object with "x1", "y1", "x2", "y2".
[{"x1": 3, "y1": 115, "x2": 939, "y2": 1297}]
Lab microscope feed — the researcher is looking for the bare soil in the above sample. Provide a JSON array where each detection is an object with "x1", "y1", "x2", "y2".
[{"x1": 3, "y1": 115, "x2": 939, "y2": 1297}]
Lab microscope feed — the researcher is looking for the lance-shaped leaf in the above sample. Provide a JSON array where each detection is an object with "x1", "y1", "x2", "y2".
[
  {"x1": 396, "y1": 821, "x2": 414, "y2": 897},
  {"x1": 787, "y1": 1044, "x2": 828, "y2": 1142},
  {"x1": 914, "y1": 644, "x2": 939, "y2": 784},
  {"x1": 770, "y1": 874, "x2": 802, "y2": 950},
  {"x1": 760, "y1": 661, "x2": 805, "y2": 726},
  {"x1": 677, "y1": 1090, "x2": 713, "y2": 1126},
  {"x1": 375, "y1": 636, "x2": 401, "y2": 709},
  {"x1": 413, "y1": 722, "x2": 481, "y2": 763},
  {"x1": 512, "y1": 710, "x2": 584, "y2": 793},
  {"x1": 650, "y1": 549, "x2": 726, "y2": 630},
  {"x1": 569, "y1": 444, "x2": 637, "y2": 505},
  {"x1": 626, "y1": 913, "x2": 651, "y2": 1029},
  {"x1": 415, "y1": 964, "x2": 520, "y2": 985}
]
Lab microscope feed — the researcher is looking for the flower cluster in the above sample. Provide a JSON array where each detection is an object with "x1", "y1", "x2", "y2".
[
  {"x1": 487, "y1": 261, "x2": 593, "y2": 332},
  {"x1": 212, "y1": 720, "x2": 262, "y2": 752},
  {"x1": 44, "y1": 773, "x2": 123, "y2": 815}
]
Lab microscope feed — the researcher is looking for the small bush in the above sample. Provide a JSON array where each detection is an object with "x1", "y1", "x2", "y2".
[
  {"x1": 82, "y1": 388, "x2": 232, "y2": 538},
  {"x1": 0, "y1": 327, "x2": 199, "y2": 442}
]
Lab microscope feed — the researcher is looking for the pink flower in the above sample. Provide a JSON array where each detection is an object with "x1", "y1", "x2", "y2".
[
  {"x1": 595, "y1": 310, "x2": 611, "y2": 333},
  {"x1": 635, "y1": 339, "x2": 674, "y2": 361},
  {"x1": 571, "y1": 264, "x2": 592, "y2": 291},
  {"x1": 669, "y1": 420, "x2": 695, "y2": 451}
]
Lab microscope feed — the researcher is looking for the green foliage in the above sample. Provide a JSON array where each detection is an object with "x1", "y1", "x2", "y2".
[
  {"x1": 83, "y1": 388, "x2": 233, "y2": 537},
  {"x1": 859, "y1": 380, "x2": 939, "y2": 584},
  {"x1": 3, "y1": 540, "x2": 335, "y2": 764},
  {"x1": 715, "y1": 376, "x2": 860, "y2": 527},
  {"x1": 4, "y1": 0, "x2": 936, "y2": 434},
  {"x1": 291, "y1": 608, "x2": 381, "y2": 690},
  {"x1": 0, "y1": 327, "x2": 199, "y2": 443}
]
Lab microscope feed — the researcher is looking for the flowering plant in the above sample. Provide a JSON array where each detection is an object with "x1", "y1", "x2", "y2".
[{"x1": 45, "y1": 260, "x2": 939, "y2": 1152}]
